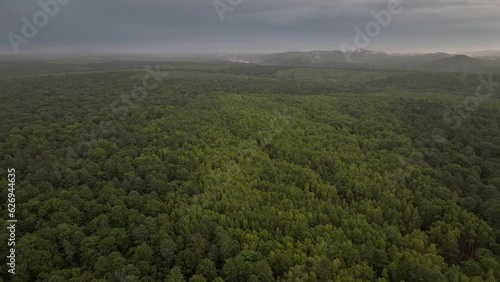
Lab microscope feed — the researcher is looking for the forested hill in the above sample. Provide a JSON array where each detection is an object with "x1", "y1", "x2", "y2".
[{"x1": 1, "y1": 62, "x2": 499, "y2": 281}]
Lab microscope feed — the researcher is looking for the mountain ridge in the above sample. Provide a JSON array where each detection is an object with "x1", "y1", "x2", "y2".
[{"x1": 219, "y1": 50, "x2": 500, "y2": 73}]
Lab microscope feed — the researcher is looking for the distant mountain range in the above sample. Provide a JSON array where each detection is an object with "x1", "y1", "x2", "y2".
[
  {"x1": 215, "y1": 49, "x2": 500, "y2": 74},
  {"x1": 3, "y1": 49, "x2": 499, "y2": 74},
  {"x1": 464, "y1": 50, "x2": 500, "y2": 58}
]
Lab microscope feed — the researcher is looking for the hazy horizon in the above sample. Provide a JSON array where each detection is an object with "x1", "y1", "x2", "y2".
[{"x1": 1, "y1": 48, "x2": 500, "y2": 58}]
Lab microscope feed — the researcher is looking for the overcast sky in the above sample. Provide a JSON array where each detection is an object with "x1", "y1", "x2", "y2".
[{"x1": 1, "y1": 0, "x2": 499, "y2": 54}]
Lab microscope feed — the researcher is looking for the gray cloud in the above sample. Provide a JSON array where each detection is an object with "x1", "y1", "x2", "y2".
[{"x1": 1, "y1": 0, "x2": 499, "y2": 54}]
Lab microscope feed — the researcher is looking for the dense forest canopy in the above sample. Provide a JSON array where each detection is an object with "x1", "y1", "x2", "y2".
[{"x1": 0, "y1": 61, "x2": 499, "y2": 281}]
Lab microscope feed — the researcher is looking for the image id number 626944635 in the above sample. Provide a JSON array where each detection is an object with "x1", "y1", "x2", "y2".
[{"x1": 7, "y1": 168, "x2": 17, "y2": 275}]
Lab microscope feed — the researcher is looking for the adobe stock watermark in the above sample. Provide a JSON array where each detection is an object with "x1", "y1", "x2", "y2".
[
  {"x1": 7, "y1": 0, "x2": 71, "y2": 54},
  {"x1": 213, "y1": 0, "x2": 243, "y2": 21},
  {"x1": 340, "y1": 0, "x2": 412, "y2": 63},
  {"x1": 110, "y1": 65, "x2": 163, "y2": 113},
  {"x1": 388, "y1": 72, "x2": 499, "y2": 188},
  {"x1": 443, "y1": 73, "x2": 499, "y2": 129}
]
